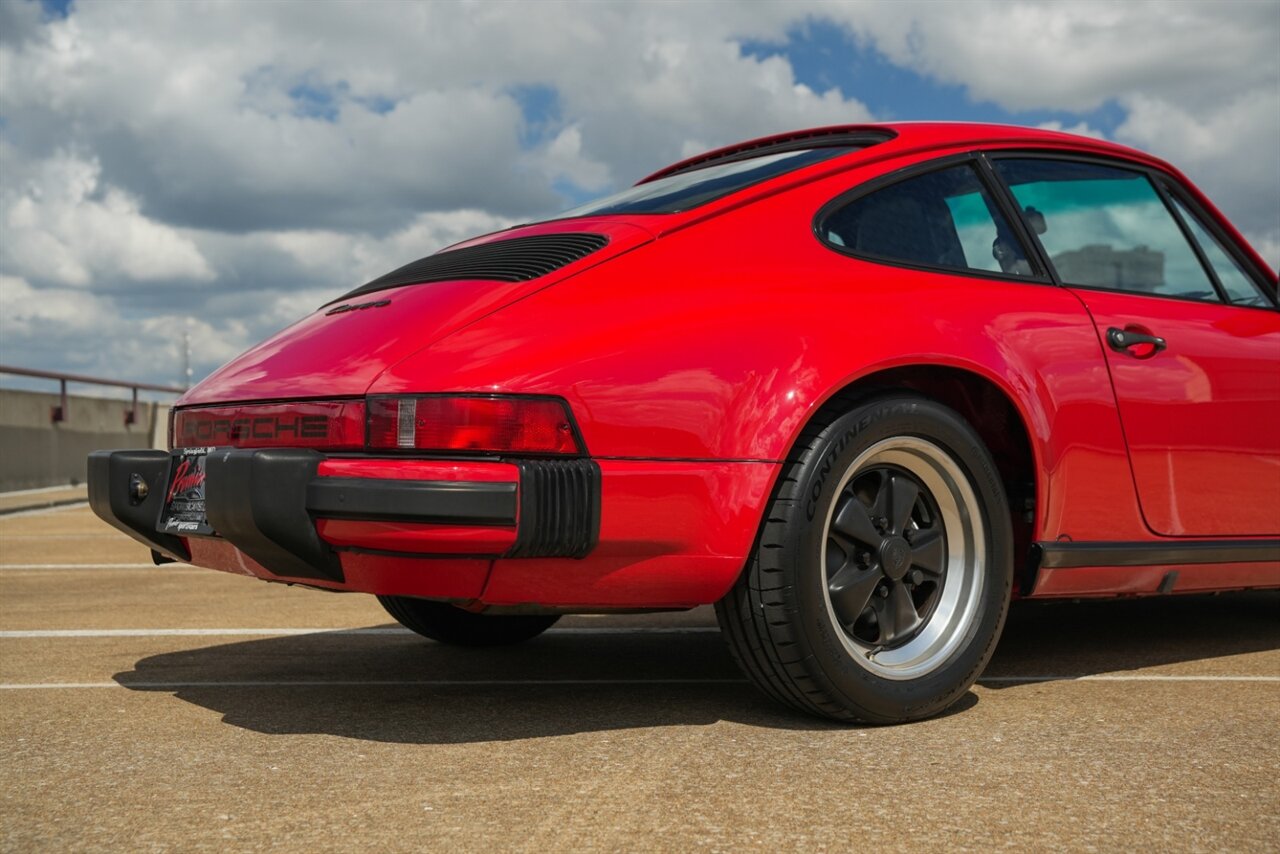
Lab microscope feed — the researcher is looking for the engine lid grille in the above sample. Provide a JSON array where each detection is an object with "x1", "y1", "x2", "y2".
[{"x1": 333, "y1": 232, "x2": 609, "y2": 303}]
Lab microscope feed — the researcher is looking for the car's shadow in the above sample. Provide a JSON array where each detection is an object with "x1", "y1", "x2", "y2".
[{"x1": 113, "y1": 591, "x2": 1277, "y2": 743}]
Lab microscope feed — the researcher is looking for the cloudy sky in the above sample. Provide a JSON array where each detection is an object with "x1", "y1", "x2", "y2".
[{"x1": 1, "y1": 0, "x2": 1277, "y2": 390}]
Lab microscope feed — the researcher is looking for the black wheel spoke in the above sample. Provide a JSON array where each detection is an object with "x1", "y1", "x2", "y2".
[
  {"x1": 878, "y1": 582, "x2": 922, "y2": 645},
  {"x1": 909, "y1": 528, "x2": 946, "y2": 575},
  {"x1": 832, "y1": 497, "x2": 882, "y2": 547},
  {"x1": 828, "y1": 565, "x2": 882, "y2": 627},
  {"x1": 887, "y1": 474, "x2": 919, "y2": 536},
  {"x1": 824, "y1": 455, "x2": 960, "y2": 654}
]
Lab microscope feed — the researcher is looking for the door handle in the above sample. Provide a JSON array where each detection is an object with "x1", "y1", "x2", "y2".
[{"x1": 1106, "y1": 326, "x2": 1167, "y2": 355}]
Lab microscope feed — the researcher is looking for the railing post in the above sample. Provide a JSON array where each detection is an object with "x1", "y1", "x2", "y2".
[
  {"x1": 51, "y1": 378, "x2": 67, "y2": 423},
  {"x1": 125, "y1": 386, "x2": 139, "y2": 426}
]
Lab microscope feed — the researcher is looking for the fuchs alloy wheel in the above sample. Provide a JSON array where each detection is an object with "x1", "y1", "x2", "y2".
[
  {"x1": 378, "y1": 596, "x2": 560, "y2": 647},
  {"x1": 716, "y1": 394, "x2": 1013, "y2": 723}
]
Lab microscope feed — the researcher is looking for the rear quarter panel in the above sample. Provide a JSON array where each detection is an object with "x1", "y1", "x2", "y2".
[{"x1": 372, "y1": 149, "x2": 1146, "y2": 544}]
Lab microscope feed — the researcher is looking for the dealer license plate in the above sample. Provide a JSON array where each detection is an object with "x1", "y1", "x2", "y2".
[{"x1": 160, "y1": 447, "x2": 215, "y2": 536}]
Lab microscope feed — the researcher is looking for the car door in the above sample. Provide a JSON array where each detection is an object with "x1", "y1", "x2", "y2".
[{"x1": 990, "y1": 156, "x2": 1280, "y2": 537}]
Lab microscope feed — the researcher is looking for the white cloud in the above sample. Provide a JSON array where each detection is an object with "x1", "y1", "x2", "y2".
[
  {"x1": 0, "y1": 0, "x2": 1275, "y2": 388},
  {"x1": 1035, "y1": 120, "x2": 1108, "y2": 141},
  {"x1": 266, "y1": 208, "x2": 518, "y2": 294},
  {"x1": 0, "y1": 272, "x2": 250, "y2": 382},
  {"x1": 1115, "y1": 91, "x2": 1280, "y2": 265},
  {"x1": 819, "y1": 0, "x2": 1279, "y2": 265},
  {"x1": 1, "y1": 147, "x2": 214, "y2": 287},
  {"x1": 829, "y1": 0, "x2": 1278, "y2": 113}
]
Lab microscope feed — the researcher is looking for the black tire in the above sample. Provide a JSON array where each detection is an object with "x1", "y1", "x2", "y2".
[
  {"x1": 715, "y1": 394, "x2": 1013, "y2": 723},
  {"x1": 378, "y1": 596, "x2": 560, "y2": 647}
]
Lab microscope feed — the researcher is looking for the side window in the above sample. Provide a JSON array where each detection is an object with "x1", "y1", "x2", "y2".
[
  {"x1": 820, "y1": 163, "x2": 1034, "y2": 277},
  {"x1": 991, "y1": 159, "x2": 1219, "y2": 301},
  {"x1": 1169, "y1": 195, "x2": 1270, "y2": 307}
]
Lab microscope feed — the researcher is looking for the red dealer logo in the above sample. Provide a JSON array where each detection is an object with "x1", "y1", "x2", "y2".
[{"x1": 165, "y1": 457, "x2": 206, "y2": 503}]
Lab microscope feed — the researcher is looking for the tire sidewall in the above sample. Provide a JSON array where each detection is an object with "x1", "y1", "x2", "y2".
[{"x1": 790, "y1": 396, "x2": 1013, "y2": 722}]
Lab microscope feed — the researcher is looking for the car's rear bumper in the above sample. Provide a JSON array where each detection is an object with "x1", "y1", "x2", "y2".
[{"x1": 88, "y1": 448, "x2": 778, "y2": 608}]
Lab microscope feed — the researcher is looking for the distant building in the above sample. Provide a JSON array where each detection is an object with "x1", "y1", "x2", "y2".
[{"x1": 1053, "y1": 244, "x2": 1164, "y2": 291}]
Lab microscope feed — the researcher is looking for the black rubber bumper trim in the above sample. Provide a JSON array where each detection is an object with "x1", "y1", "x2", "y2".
[
  {"x1": 87, "y1": 450, "x2": 190, "y2": 562},
  {"x1": 204, "y1": 449, "x2": 344, "y2": 583},
  {"x1": 306, "y1": 478, "x2": 516, "y2": 525},
  {"x1": 507, "y1": 458, "x2": 601, "y2": 559},
  {"x1": 1037, "y1": 539, "x2": 1280, "y2": 569},
  {"x1": 88, "y1": 448, "x2": 601, "y2": 578}
]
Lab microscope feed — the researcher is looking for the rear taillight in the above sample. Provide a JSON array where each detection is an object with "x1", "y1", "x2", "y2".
[
  {"x1": 367, "y1": 395, "x2": 582, "y2": 455},
  {"x1": 172, "y1": 401, "x2": 366, "y2": 450}
]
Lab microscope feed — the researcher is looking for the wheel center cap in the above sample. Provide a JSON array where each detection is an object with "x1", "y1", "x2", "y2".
[{"x1": 879, "y1": 537, "x2": 912, "y2": 580}]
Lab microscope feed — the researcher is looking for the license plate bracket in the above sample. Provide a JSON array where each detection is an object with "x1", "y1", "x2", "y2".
[{"x1": 160, "y1": 447, "x2": 215, "y2": 536}]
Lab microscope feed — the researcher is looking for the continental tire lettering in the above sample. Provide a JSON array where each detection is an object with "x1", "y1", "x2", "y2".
[{"x1": 803, "y1": 401, "x2": 917, "y2": 519}]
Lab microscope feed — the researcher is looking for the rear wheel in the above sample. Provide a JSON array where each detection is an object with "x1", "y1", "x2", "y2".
[
  {"x1": 378, "y1": 596, "x2": 559, "y2": 646},
  {"x1": 715, "y1": 394, "x2": 1013, "y2": 723}
]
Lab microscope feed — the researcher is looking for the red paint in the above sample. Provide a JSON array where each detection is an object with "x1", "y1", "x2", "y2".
[
  {"x1": 315, "y1": 519, "x2": 517, "y2": 555},
  {"x1": 169, "y1": 122, "x2": 1279, "y2": 605},
  {"x1": 316, "y1": 458, "x2": 519, "y2": 483},
  {"x1": 481, "y1": 460, "x2": 779, "y2": 607},
  {"x1": 186, "y1": 537, "x2": 491, "y2": 599},
  {"x1": 1067, "y1": 290, "x2": 1280, "y2": 536}
]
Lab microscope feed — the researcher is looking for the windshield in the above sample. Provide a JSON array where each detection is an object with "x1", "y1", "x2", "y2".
[{"x1": 554, "y1": 146, "x2": 863, "y2": 218}]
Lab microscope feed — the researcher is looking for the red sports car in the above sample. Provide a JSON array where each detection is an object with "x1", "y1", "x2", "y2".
[{"x1": 89, "y1": 122, "x2": 1280, "y2": 723}]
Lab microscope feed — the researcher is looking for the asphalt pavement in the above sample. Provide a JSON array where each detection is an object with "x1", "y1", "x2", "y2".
[{"x1": 1, "y1": 504, "x2": 1277, "y2": 852}]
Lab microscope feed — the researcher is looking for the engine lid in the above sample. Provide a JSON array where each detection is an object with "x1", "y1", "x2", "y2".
[{"x1": 179, "y1": 220, "x2": 652, "y2": 405}]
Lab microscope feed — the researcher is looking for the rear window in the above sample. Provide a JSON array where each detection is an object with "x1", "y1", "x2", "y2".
[{"x1": 553, "y1": 146, "x2": 868, "y2": 218}]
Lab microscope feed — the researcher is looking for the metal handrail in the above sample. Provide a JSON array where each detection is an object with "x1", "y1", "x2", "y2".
[{"x1": 0, "y1": 364, "x2": 185, "y2": 425}]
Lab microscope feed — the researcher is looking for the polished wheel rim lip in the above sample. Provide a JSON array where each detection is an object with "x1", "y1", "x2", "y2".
[{"x1": 820, "y1": 436, "x2": 986, "y2": 681}]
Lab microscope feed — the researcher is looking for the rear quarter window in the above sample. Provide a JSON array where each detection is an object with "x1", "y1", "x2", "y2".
[{"x1": 818, "y1": 163, "x2": 1034, "y2": 277}]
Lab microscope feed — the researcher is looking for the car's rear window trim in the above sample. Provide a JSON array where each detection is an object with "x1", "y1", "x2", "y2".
[{"x1": 651, "y1": 129, "x2": 897, "y2": 181}]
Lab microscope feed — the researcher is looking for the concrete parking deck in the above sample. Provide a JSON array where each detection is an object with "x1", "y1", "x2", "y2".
[{"x1": 1, "y1": 504, "x2": 1277, "y2": 852}]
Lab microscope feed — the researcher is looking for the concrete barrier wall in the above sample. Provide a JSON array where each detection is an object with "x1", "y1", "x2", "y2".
[{"x1": 0, "y1": 389, "x2": 171, "y2": 491}]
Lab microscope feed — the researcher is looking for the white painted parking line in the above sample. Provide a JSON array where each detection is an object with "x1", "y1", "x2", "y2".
[
  {"x1": 980, "y1": 674, "x2": 1280, "y2": 683},
  {"x1": 0, "y1": 679, "x2": 750, "y2": 690},
  {"x1": 0, "y1": 485, "x2": 86, "y2": 497},
  {"x1": 0, "y1": 675, "x2": 1277, "y2": 690},
  {"x1": 0, "y1": 563, "x2": 162, "y2": 570},
  {"x1": 0, "y1": 627, "x2": 721, "y2": 637},
  {"x1": 0, "y1": 502, "x2": 90, "y2": 519},
  {"x1": 0, "y1": 533, "x2": 131, "y2": 540}
]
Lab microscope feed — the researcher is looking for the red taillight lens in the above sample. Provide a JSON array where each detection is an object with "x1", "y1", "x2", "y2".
[
  {"x1": 367, "y1": 396, "x2": 581, "y2": 455},
  {"x1": 172, "y1": 401, "x2": 366, "y2": 450}
]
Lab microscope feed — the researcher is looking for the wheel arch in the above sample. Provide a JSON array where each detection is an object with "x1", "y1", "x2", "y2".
[{"x1": 773, "y1": 362, "x2": 1042, "y2": 595}]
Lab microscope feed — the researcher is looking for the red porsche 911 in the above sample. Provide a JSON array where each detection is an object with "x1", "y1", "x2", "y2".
[{"x1": 89, "y1": 122, "x2": 1280, "y2": 723}]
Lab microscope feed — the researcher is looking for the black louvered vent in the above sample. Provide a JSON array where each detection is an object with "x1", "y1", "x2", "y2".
[
  {"x1": 507, "y1": 459, "x2": 601, "y2": 559},
  {"x1": 335, "y1": 233, "x2": 609, "y2": 302}
]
